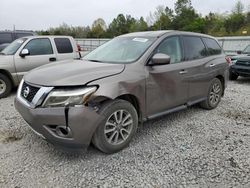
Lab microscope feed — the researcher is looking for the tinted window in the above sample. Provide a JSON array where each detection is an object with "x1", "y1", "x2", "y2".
[
  {"x1": 24, "y1": 38, "x2": 53, "y2": 55},
  {"x1": 16, "y1": 33, "x2": 33, "y2": 39},
  {"x1": 203, "y1": 38, "x2": 222, "y2": 55},
  {"x1": 54, "y1": 38, "x2": 73, "y2": 53},
  {"x1": 0, "y1": 33, "x2": 13, "y2": 44},
  {"x1": 183, "y1": 36, "x2": 206, "y2": 60},
  {"x1": 156, "y1": 36, "x2": 182, "y2": 64}
]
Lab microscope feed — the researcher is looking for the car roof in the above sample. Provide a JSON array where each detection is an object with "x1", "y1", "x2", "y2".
[
  {"x1": 120, "y1": 30, "x2": 215, "y2": 39},
  {"x1": 20, "y1": 35, "x2": 73, "y2": 39},
  {"x1": 121, "y1": 30, "x2": 174, "y2": 38}
]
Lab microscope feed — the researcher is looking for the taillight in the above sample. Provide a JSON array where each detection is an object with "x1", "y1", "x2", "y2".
[
  {"x1": 77, "y1": 44, "x2": 81, "y2": 52},
  {"x1": 225, "y1": 56, "x2": 232, "y2": 65}
]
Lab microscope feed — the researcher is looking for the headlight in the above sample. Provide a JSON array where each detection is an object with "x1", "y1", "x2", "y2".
[
  {"x1": 231, "y1": 59, "x2": 237, "y2": 64},
  {"x1": 42, "y1": 86, "x2": 97, "y2": 108}
]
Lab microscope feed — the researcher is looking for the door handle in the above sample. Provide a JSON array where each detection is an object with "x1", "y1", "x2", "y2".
[
  {"x1": 209, "y1": 64, "x2": 216, "y2": 67},
  {"x1": 49, "y1": 57, "x2": 57, "y2": 62},
  {"x1": 179, "y1": 70, "x2": 188, "y2": 74}
]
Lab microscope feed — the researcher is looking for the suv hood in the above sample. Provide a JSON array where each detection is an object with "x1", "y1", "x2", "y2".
[
  {"x1": 231, "y1": 54, "x2": 250, "y2": 61},
  {"x1": 24, "y1": 60, "x2": 125, "y2": 86}
]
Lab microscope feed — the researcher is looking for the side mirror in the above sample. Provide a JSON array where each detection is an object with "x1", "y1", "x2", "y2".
[
  {"x1": 20, "y1": 49, "x2": 30, "y2": 58},
  {"x1": 151, "y1": 53, "x2": 171, "y2": 65},
  {"x1": 236, "y1": 50, "x2": 242, "y2": 54}
]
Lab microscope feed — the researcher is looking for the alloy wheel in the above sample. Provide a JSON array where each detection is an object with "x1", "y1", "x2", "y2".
[
  {"x1": 104, "y1": 110, "x2": 133, "y2": 145},
  {"x1": 209, "y1": 82, "x2": 221, "y2": 106},
  {"x1": 0, "y1": 79, "x2": 6, "y2": 95}
]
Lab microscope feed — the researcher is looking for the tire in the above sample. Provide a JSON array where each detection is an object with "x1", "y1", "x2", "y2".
[
  {"x1": 92, "y1": 99, "x2": 138, "y2": 154},
  {"x1": 0, "y1": 73, "x2": 12, "y2": 99},
  {"x1": 200, "y1": 78, "x2": 223, "y2": 110},
  {"x1": 229, "y1": 71, "x2": 238, "y2": 80}
]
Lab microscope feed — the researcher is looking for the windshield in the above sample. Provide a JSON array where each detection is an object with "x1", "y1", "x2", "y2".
[
  {"x1": 243, "y1": 45, "x2": 250, "y2": 54},
  {"x1": 83, "y1": 37, "x2": 155, "y2": 64},
  {"x1": 1, "y1": 38, "x2": 27, "y2": 55}
]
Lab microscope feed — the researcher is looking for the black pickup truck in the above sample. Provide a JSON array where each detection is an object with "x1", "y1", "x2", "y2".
[{"x1": 230, "y1": 44, "x2": 250, "y2": 80}]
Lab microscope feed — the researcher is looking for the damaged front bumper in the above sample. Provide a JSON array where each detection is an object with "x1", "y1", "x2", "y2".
[{"x1": 15, "y1": 97, "x2": 104, "y2": 150}]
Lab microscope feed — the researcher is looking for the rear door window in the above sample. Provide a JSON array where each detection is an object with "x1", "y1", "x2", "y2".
[
  {"x1": 203, "y1": 38, "x2": 222, "y2": 55},
  {"x1": 24, "y1": 38, "x2": 53, "y2": 55},
  {"x1": 54, "y1": 38, "x2": 73, "y2": 53},
  {"x1": 0, "y1": 33, "x2": 13, "y2": 44},
  {"x1": 182, "y1": 36, "x2": 207, "y2": 61}
]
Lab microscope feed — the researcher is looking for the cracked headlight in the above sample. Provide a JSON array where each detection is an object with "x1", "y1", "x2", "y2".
[{"x1": 42, "y1": 86, "x2": 97, "y2": 108}]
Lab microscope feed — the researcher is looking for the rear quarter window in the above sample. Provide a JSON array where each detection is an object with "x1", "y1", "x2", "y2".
[
  {"x1": 182, "y1": 36, "x2": 207, "y2": 61},
  {"x1": 54, "y1": 38, "x2": 73, "y2": 53},
  {"x1": 203, "y1": 38, "x2": 222, "y2": 55},
  {"x1": 0, "y1": 33, "x2": 13, "y2": 44}
]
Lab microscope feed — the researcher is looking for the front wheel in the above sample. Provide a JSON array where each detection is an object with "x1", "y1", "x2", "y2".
[
  {"x1": 92, "y1": 99, "x2": 138, "y2": 154},
  {"x1": 229, "y1": 71, "x2": 238, "y2": 80},
  {"x1": 200, "y1": 78, "x2": 223, "y2": 110}
]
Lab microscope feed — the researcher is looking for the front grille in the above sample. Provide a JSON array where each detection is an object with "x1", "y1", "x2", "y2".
[
  {"x1": 21, "y1": 82, "x2": 40, "y2": 103},
  {"x1": 236, "y1": 61, "x2": 250, "y2": 67}
]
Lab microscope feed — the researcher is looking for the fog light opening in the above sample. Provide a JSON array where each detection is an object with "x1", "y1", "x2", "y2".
[{"x1": 55, "y1": 126, "x2": 72, "y2": 138}]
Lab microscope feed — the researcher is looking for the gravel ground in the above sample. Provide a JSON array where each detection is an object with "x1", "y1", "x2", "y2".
[{"x1": 0, "y1": 78, "x2": 250, "y2": 188}]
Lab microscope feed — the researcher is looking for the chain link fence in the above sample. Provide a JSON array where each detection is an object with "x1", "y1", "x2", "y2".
[{"x1": 76, "y1": 37, "x2": 250, "y2": 56}]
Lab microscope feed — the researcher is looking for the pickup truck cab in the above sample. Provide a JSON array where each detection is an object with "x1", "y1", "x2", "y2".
[{"x1": 0, "y1": 36, "x2": 80, "y2": 98}]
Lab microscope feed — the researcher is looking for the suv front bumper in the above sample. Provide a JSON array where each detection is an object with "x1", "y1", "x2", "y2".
[
  {"x1": 15, "y1": 98, "x2": 104, "y2": 150},
  {"x1": 230, "y1": 65, "x2": 250, "y2": 77}
]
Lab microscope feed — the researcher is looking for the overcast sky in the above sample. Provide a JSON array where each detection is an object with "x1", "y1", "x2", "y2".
[{"x1": 0, "y1": 0, "x2": 249, "y2": 31}]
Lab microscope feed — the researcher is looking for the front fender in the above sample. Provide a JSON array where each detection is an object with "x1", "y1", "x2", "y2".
[{"x1": 88, "y1": 71, "x2": 146, "y2": 119}]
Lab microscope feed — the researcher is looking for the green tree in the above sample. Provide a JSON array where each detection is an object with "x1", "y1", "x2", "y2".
[
  {"x1": 89, "y1": 18, "x2": 107, "y2": 38},
  {"x1": 224, "y1": 14, "x2": 245, "y2": 33},
  {"x1": 233, "y1": 1, "x2": 244, "y2": 14},
  {"x1": 172, "y1": 0, "x2": 205, "y2": 32},
  {"x1": 147, "y1": 5, "x2": 173, "y2": 30},
  {"x1": 129, "y1": 17, "x2": 148, "y2": 32},
  {"x1": 174, "y1": 0, "x2": 192, "y2": 15},
  {"x1": 107, "y1": 14, "x2": 140, "y2": 37},
  {"x1": 246, "y1": 12, "x2": 250, "y2": 24},
  {"x1": 108, "y1": 14, "x2": 127, "y2": 37},
  {"x1": 152, "y1": 13, "x2": 171, "y2": 30},
  {"x1": 224, "y1": 1, "x2": 245, "y2": 33},
  {"x1": 204, "y1": 13, "x2": 227, "y2": 36}
]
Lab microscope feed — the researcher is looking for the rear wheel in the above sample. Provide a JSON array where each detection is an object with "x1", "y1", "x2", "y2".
[
  {"x1": 92, "y1": 99, "x2": 138, "y2": 154},
  {"x1": 200, "y1": 78, "x2": 223, "y2": 110},
  {"x1": 229, "y1": 71, "x2": 238, "y2": 80},
  {"x1": 0, "y1": 73, "x2": 12, "y2": 98}
]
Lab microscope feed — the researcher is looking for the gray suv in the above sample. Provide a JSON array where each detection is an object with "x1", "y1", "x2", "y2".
[{"x1": 15, "y1": 31, "x2": 229, "y2": 153}]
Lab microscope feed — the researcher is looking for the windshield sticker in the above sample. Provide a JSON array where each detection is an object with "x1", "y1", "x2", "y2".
[
  {"x1": 17, "y1": 40, "x2": 24, "y2": 44},
  {"x1": 132, "y1": 38, "x2": 148, "y2": 43}
]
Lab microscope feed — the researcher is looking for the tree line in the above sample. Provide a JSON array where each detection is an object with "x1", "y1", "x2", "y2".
[{"x1": 38, "y1": 0, "x2": 250, "y2": 38}]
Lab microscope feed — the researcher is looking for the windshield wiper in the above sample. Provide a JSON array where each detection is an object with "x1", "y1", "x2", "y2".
[
  {"x1": 0, "y1": 52, "x2": 5, "y2": 55},
  {"x1": 87, "y1": 59, "x2": 103, "y2": 62}
]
